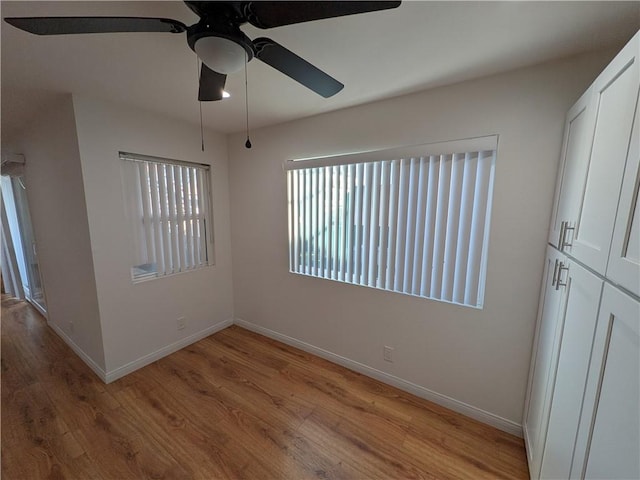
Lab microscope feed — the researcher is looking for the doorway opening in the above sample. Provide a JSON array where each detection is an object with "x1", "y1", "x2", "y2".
[{"x1": 1, "y1": 154, "x2": 47, "y2": 316}]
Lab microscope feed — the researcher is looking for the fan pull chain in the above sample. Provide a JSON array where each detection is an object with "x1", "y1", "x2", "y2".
[
  {"x1": 199, "y1": 100, "x2": 205, "y2": 152},
  {"x1": 196, "y1": 57, "x2": 205, "y2": 152},
  {"x1": 244, "y1": 54, "x2": 252, "y2": 149}
]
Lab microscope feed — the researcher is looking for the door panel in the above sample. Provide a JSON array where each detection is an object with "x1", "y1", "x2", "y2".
[
  {"x1": 574, "y1": 285, "x2": 640, "y2": 480},
  {"x1": 539, "y1": 261, "x2": 602, "y2": 480},
  {"x1": 606, "y1": 90, "x2": 640, "y2": 297},
  {"x1": 548, "y1": 88, "x2": 596, "y2": 249},
  {"x1": 11, "y1": 176, "x2": 47, "y2": 315},
  {"x1": 571, "y1": 35, "x2": 640, "y2": 272},
  {"x1": 523, "y1": 247, "x2": 566, "y2": 478}
]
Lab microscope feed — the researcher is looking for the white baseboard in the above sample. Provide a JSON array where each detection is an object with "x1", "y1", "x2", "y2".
[
  {"x1": 234, "y1": 317, "x2": 523, "y2": 438},
  {"x1": 104, "y1": 318, "x2": 234, "y2": 383},
  {"x1": 48, "y1": 321, "x2": 107, "y2": 382}
]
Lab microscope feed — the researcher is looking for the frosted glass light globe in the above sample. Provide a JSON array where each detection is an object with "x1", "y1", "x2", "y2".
[{"x1": 194, "y1": 36, "x2": 246, "y2": 74}]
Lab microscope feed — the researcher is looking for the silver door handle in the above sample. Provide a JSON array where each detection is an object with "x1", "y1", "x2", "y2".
[
  {"x1": 551, "y1": 259, "x2": 560, "y2": 287},
  {"x1": 561, "y1": 222, "x2": 575, "y2": 250},
  {"x1": 559, "y1": 221, "x2": 566, "y2": 249},
  {"x1": 555, "y1": 262, "x2": 569, "y2": 290}
]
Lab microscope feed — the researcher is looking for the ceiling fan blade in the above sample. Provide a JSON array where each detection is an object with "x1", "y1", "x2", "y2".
[
  {"x1": 199, "y1": 64, "x2": 227, "y2": 101},
  {"x1": 183, "y1": 1, "x2": 240, "y2": 19},
  {"x1": 244, "y1": 1, "x2": 401, "y2": 29},
  {"x1": 4, "y1": 17, "x2": 187, "y2": 35},
  {"x1": 254, "y1": 38, "x2": 343, "y2": 98}
]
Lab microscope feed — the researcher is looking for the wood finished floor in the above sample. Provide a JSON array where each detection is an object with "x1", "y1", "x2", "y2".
[{"x1": 1, "y1": 296, "x2": 529, "y2": 479}]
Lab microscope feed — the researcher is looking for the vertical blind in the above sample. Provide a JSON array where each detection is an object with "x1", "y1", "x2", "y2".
[
  {"x1": 285, "y1": 139, "x2": 497, "y2": 308},
  {"x1": 120, "y1": 153, "x2": 213, "y2": 281}
]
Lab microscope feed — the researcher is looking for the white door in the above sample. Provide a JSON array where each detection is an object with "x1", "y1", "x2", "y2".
[
  {"x1": 539, "y1": 260, "x2": 603, "y2": 480},
  {"x1": 11, "y1": 175, "x2": 47, "y2": 314},
  {"x1": 572, "y1": 285, "x2": 640, "y2": 480},
  {"x1": 548, "y1": 87, "x2": 596, "y2": 249},
  {"x1": 571, "y1": 33, "x2": 640, "y2": 273},
  {"x1": 607, "y1": 89, "x2": 640, "y2": 297},
  {"x1": 523, "y1": 247, "x2": 567, "y2": 478}
]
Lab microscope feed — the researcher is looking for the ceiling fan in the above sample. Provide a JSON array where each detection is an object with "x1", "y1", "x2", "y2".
[{"x1": 5, "y1": 1, "x2": 401, "y2": 102}]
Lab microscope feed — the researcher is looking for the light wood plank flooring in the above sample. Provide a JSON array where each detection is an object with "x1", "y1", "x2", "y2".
[{"x1": 1, "y1": 296, "x2": 529, "y2": 479}]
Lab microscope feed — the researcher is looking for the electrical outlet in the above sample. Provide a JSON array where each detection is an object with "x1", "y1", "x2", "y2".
[
  {"x1": 177, "y1": 316, "x2": 186, "y2": 330},
  {"x1": 383, "y1": 345, "x2": 394, "y2": 362}
]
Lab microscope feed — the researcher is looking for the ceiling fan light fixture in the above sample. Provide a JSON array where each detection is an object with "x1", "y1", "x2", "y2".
[{"x1": 194, "y1": 36, "x2": 247, "y2": 74}]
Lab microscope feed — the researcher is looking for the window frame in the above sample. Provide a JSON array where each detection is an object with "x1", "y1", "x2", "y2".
[
  {"x1": 120, "y1": 151, "x2": 215, "y2": 283},
  {"x1": 284, "y1": 136, "x2": 498, "y2": 309}
]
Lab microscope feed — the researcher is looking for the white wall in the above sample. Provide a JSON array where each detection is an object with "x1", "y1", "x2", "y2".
[
  {"x1": 5, "y1": 95, "x2": 106, "y2": 372},
  {"x1": 227, "y1": 50, "x2": 616, "y2": 431},
  {"x1": 71, "y1": 96, "x2": 234, "y2": 379}
]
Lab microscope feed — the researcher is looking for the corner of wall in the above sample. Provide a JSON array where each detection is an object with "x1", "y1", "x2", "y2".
[{"x1": 14, "y1": 94, "x2": 107, "y2": 372}]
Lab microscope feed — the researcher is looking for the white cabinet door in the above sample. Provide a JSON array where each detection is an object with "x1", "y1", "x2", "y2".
[
  {"x1": 607, "y1": 90, "x2": 640, "y2": 297},
  {"x1": 539, "y1": 260, "x2": 603, "y2": 480},
  {"x1": 570, "y1": 33, "x2": 640, "y2": 273},
  {"x1": 572, "y1": 285, "x2": 640, "y2": 480},
  {"x1": 548, "y1": 88, "x2": 597, "y2": 249},
  {"x1": 523, "y1": 247, "x2": 567, "y2": 479}
]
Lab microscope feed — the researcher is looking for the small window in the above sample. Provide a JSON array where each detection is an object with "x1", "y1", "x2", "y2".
[
  {"x1": 120, "y1": 152, "x2": 214, "y2": 282},
  {"x1": 285, "y1": 137, "x2": 497, "y2": 308}
]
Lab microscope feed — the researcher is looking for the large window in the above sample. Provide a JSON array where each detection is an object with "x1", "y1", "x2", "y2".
[
  {"x1": 120, "y1": 152, "x2": 214, "y2": 281},
  {"x1": 285, "y1": 137, "x2": 497, "y2": 308}
]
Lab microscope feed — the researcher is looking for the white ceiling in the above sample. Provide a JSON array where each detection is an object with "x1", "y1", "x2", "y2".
[{"x1": 2, "y1": 1, "x2": 639, "y2": 140}]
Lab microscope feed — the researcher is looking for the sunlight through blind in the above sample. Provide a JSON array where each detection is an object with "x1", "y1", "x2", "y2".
[
  {"x1": 120, "y1": 152, "x2": 214, "y2": 281},
  {"x1": 285, "y1": 138, "x2": 497, "y2": 308}
]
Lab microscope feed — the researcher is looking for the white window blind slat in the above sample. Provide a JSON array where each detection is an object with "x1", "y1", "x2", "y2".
[
  {"x1": 394, "y1": 158, "x2": 409, "y2": 292},
  {"x1": 377, "y1": 161, "x2": 390, "y2": 289},
  {"x1": 190, "y1": 168, "x2": 202, "y2": 267},
  {"x1": 297, "y1": 170, "x2": 303, "y2": 274},
  {"x1": 291, "y1": 170, "x2": 299, "y2": 273},
  {"x1": 158, "y1": 164, "x2": 174, "y2": 273},
  {"x1": 185, "y1": 166, "x2": 196, "y2": 268},
  {"x1": 338, "y1": 165, "x2": 347, "y2": 281},
  {"x1": 138, "y1": 162, "x2": 155, "y2": 264},
  {"x1": 326, "y1": 167, "x2": 334, "y2": 279},
  {"x1": 430, "y1": 155, "x2": 450, "y2": 298},
  {"x1": 183, "y1": 169, "x2": 196, "y2": 268},
  {"x1": 403, "y1": 157, "x2": 419, "y2": 293},
  {"x1": 385, "y1": 160, "x2": 400, "y2": 290},
  {"x1": 346, "y1": 164, "x2": 356, "y2": 282},
  {"x1": 311, "y1": 168, "x2": 318, "y2": 277},
  {"x1": 361, "y1": 162, "x2": 372, "y2": 284},
  {"x1": 304, "y1": 169, "x2": 311, "y2": 275},
  {"x1": 420, "y1": 156, "x2": 440, "y2": 297},
  {"x1": 310, "y1": 168, "x2": 315, "y2": 275},
  {"x1": 166, "y1": 166, "x2": 181, "y2": 272},
  {"x1": 411, "y1": 157, "x2": 428, "y2": 295},
  {"x1": 149, "y1": 163, "x2": 166, "y2": 275},
  {"x1": 367, "y1": 162, "x2": 380, "y2": 287},
  {"x1": 353, "y1": 163, "x2": 363, "y2": 284},
  {"x1": 286, "y1": 139, "x2": 496, "y2": 308},
  {"x1": 331, "y1": 166, "x2": 339, "y2": 280},
  {"x1": 299, "y1": 169, "x2": 305, "y2": 273},
  {"x1": 317, "y1": 168, "x2": 324, "y2": 276},
  {"x1": 174, "y1": 166, "x2": 186, "y2": 272}
]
